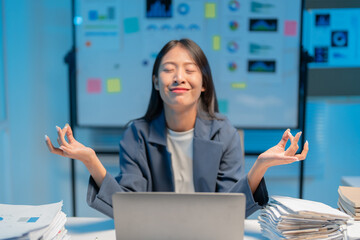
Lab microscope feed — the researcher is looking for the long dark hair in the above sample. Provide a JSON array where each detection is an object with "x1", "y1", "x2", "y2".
[{"x1": 143, "y1": 39, "x2": 219, "y2": 121}]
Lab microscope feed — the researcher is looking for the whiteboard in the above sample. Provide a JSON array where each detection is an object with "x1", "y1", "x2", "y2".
[{"x1": 74, "y1": 0, "x2": 302, "y2": 128}]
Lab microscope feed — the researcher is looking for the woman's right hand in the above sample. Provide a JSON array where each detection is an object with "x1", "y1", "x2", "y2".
[
  {"x1": 45, "y1": 124, "x2": 107, "y2": 187},
  {"x1": 45, "y1": 124, "x2": 95, "y2": 164}
]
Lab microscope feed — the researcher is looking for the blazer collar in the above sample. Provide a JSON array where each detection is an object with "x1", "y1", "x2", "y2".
[
  {"x1": 148, "y1": 111, "x2": 222, "y2": 145},
  {"x1": 148, "y1": 111, "x2": 225, "y2": 192}
]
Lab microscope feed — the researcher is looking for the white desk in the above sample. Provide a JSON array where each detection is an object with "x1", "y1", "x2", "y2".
[
  {"x1": 65, "y1": 217, "x2": 266, "y2": 240},
  {"x1": 66, "y1": 217, "x2": 360, "y2": 240}
]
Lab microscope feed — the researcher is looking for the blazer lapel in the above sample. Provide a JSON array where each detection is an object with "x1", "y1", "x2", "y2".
[
  {"x1": 148, "y1": 112, "x2": 174, "y2": 191},
  {"x1": 193, "y1": 117, "x2": 223, "y2": 192}
]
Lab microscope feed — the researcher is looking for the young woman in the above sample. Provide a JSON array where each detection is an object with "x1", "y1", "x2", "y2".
[{"x1": 45, "y1": 39, "x2": 308, "y2": 218}]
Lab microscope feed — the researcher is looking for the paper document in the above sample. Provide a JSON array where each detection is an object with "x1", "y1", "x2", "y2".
[
  {"x1": 272, "y1": 195, "x2": 350, "y2": 219},
  {"x1": 259, "y1": 196, "x2": 351, "y2": 240},
  {"x1": 0, "y1": 201, "x2": 63, "y2": 239}
]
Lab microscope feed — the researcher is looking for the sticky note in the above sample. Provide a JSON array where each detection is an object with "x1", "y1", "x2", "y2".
[
  {"x1": 27, "y1": 217, "x2": 39, "y2": 223},
  {"x1": 212, "y1": 35, "x2": 221, "y2": 50},
  {"x1": 88, "y1": 10, "x2": 98, "y2": 21},
  {"x1": 87, "y1": 79, "x2": 101, "y2": 93},
  {"x1": 218, "y1": 99, "x2": 228, "y2": 114},
  {"x1": 124, "y1": 17, "x2": 140, "y2": 34},
  {"x1": 18, "y1": 217, "x2": 28, "y2": 222},
  {"x1": 107, "y1": 78, "x2": 121, "y2": 93},
  {"x1": 205, "y1": 3, "x2": 216, "y2": 18},
  {"x1": 284, "y1": 21, "x2": 297, "y2": 36},
  {"x1": 231, "y1": 82, "x2": 247, "y2": 89}
]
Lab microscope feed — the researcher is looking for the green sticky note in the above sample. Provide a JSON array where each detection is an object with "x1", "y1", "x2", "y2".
[
  {"x1": 213, "y1": 35, "x2": 221, "y2": 50},
  {"x1": 124, "y1": 17, "x2": 139, "y2": 34},
  {"x1": 205, "y1": 3, "x2": 216, "y2": 18},
  {"x1": 218, "y1": 99, "x2": 228, "y2": 114},
  {"x1": 107, "y1": 78, "x2": 121, "y2": 93},
  {"x1": 231, "y1": 82, "x2": 247, "y2": 89}
]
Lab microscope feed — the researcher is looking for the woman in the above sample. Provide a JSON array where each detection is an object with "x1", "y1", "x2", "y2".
[{"x1": 45, "y1": 39, "x2": 308, "y2": 218}]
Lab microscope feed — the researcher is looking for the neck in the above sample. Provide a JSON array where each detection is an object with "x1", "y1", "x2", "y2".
[{"x1": 164, "y1": 104, "x2": 197, "y2": 132}]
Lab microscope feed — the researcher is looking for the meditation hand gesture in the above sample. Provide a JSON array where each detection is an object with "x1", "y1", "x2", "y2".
[
  {"x1": 45, "y1": 124, "x2": 96, "y2": 164},
  {"x1": 45, "y1": 124, "x2": 106, "y2": 187},
  {"x1": 257, "y1": 129, "x2": 309, "y2": 169},
  {"x1": 247, "y1": 129, "x2": 309, "y2": 194}
]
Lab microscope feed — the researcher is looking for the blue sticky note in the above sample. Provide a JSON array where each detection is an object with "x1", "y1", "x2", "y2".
[
  {"x1": 88, "y1": 10, "x2": 98, "y2": 21},
  {"x1": 124, "y1": 17, "x2": 140, "y2": 34},
  {"x1": 27, "y1": 217, "x2": 39, "y2": 223}
]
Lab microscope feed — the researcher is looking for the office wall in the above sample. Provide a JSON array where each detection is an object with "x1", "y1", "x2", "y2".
[
  {"x1": 303, "y1": 97, "x2": 360, "y2": 207},
  {"x1": 1, "y1": 0, "x2": 72, "y2": 214},
  {"x1": 0, "y1": 1, "x2": 11, "y2": 202}
]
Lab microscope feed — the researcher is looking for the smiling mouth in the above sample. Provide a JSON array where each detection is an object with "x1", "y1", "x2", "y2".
[{"x1": 170, "y1": 88, "x2": 189, "y2": 93}]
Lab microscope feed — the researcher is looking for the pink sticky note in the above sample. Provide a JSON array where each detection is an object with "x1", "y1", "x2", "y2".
[
  {"x1": 284, "y1": 21, "x2": 297, "y2": 36},
  {"x1": 87, "y1": 79, "x2": 101, "y2": 93}
]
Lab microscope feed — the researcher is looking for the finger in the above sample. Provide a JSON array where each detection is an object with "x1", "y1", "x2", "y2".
[
  {"x1": 64, "y1": 124, "x2": 76, "y2": 143},
  {"x1": 295, "y1": 140, "x2": 309, "y2": 160},
  {"x1": 45, "y1": 135, "x2": 65, "y2": 156},
  {"x1": 59, "y1": 145, "x2": 72, "y2": 158},
  {"x1": 273, "y1": 155, "x2": 298, "y2": 162},
  {"x1": 282, "y1": 157, "x2": 299, "y2": 164},
  {"x1": 56, "y1": 126, "x2": 70, "y2": 147},
  {"x1": 285, "y1": 131, "x2": 301, "y2": 156},
  {"x1": 277, "y1": 129, "x2": 291, "y2": 149}
]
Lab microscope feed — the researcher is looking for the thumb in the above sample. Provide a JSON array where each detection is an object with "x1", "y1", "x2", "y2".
[{"x1": 277, "y1": 129, "x2": 290, "y2": 149}]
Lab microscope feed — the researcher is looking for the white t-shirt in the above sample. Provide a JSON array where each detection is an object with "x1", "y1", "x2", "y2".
[{"x1": 167, "y1": 128, "x2": 195, "y2": 193}]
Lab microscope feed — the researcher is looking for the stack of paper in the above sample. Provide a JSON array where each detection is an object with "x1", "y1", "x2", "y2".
[
  {"x1": 0, "y1": 201, "x2": 70, "y2": 240},
  {"x1": 338, "y1": 186, "x2": 360, "y2": 221},
  {"x1": 258, "y1": 196, "x2": 351, "y2": 240}
]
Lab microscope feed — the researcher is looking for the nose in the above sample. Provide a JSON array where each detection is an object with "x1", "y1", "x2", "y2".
[{"x1": 174, "y1": 69, "x2": 185, "y2": 84}]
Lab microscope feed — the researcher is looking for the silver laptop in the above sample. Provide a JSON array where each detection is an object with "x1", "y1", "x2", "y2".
[{"x1": 112, "y1": 192, "x2": 245, "y2": 240}]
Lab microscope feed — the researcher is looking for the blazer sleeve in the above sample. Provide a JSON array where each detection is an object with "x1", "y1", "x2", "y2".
[
  {"x1": 87, "y1": 123, "x2": 149, "y2": 218},
  {"x1": 216, "y1": 123, "x2": 269, "y2": 217}
]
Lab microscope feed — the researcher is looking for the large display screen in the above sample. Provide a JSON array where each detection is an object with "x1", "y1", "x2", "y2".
[
  {"x1": 74, "y1": 0, "x2": 302, "y2": 128},
  {"x1": 303, "y1": 8, "x2": 360, "y2": 68}
]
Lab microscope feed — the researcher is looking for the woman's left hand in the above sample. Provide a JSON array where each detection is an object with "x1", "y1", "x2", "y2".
[
  {"x1": 247, "y1": 129, "x2": 309, "y2": 194},
  {"x1": 257, "y1": 129, "x2": 309, "y2": 169}
]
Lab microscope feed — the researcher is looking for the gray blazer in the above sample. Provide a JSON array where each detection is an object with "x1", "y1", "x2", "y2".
[{"x1": 87, "y1": 112, "x2": 268, "y2": 218}]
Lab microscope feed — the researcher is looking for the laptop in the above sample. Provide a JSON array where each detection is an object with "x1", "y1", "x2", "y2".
[{"x1": 112, "y1": 192, "x2": 245, "y2": 240}]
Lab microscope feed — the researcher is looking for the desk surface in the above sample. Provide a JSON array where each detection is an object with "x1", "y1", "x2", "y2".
[
  {"x1": 66, "y1": 217, "x2": 360, "y2": 240},
  {"x1": 65, "y1": 217, "x2": 266, "y2": 240}
]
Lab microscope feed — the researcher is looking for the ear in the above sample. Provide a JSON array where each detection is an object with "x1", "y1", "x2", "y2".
[
  {"x1": 201, "y1": 87, "x2": 205, "y2": 92},
  {"x1": 153, "y1": 76, "x2": 159, "y2": 90}
]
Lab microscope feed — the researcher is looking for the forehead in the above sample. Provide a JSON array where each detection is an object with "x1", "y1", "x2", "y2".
[{"x1": 161, "y1": 45, "x2": 196, "y2": 64}]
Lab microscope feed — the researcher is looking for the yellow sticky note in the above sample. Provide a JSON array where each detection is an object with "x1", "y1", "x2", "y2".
[
  {"x1": 231, "y1": 82, "x2": 247, "y2": 89},
  {"x1": 205, "y1": 3, "x2": 216, "y2": 18},
  {"x1": 107, "y1": 78, "x2": 121, "y2": 93},
  {"x1": 213, "y1": 35, "x2": 221, "y2": 50}
]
